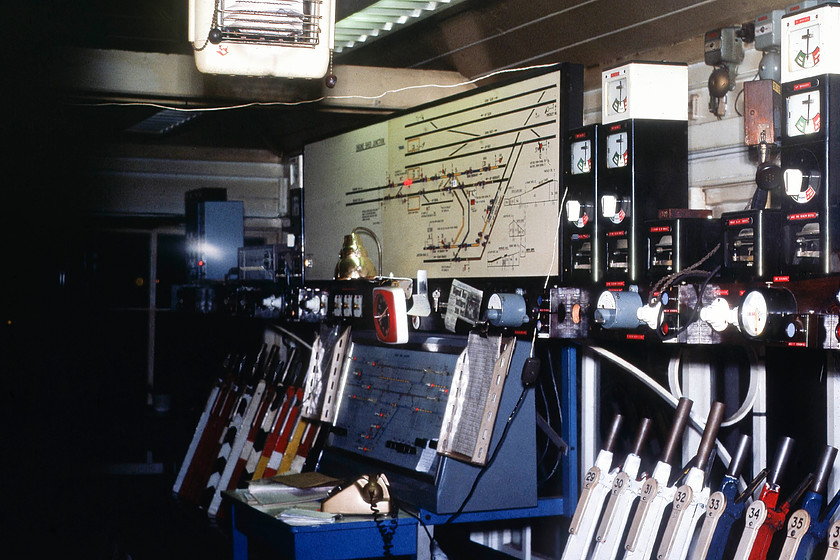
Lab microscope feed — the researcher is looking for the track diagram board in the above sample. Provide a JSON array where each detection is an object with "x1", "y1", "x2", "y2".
[{"x1": 304, "y1": 69, "x2": 565, "y2": 280}]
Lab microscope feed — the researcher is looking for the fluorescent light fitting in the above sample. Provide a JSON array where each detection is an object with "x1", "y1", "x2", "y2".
[{"x1": 334, "y1": 0, "x2": 466, "y2": 53}]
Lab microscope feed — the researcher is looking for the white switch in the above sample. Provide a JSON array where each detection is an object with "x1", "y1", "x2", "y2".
[
  {"x1": 566, "y1": 200, "x2": 582, "y2": 222},
  {"x1": 784, "y1": 168, "x2": 804, "y2": 196},
  {"x1": 699, "y1": 297, "x2": 735, "y2": 332},
  {"x1": 601, "y1": 195, "x2": 618, "y2": 218},
  {"x1": 636, "y1": 301, "x2": 662, "y2": 330}
]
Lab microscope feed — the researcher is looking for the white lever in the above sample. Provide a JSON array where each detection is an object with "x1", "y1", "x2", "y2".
[
  {"x1": 624, "y1": 461, "x2": 677, "y2": 560},
  {"x1": 566, "y1": 200, "x2": 582, "y2": 222},
  {"x1": 656, "y1": 468, "x2": 709, "y2": 560},
  {"x1": 561, "y1": 449, "x2": 617, "y2": 560},
  {"x1": 602, "y1": 195, "x2": 618, "y2": 218},
  {"x1": 784, "y1": 169, "x2": 804, "y2": 196},
  {"x1": 591, "y1": 453, "x2": 645, "y2": 560}
]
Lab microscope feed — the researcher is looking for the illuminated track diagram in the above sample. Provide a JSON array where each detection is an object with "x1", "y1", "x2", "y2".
[
  {"x1": 330, "y1": 348, "x2": 458, "y2": 471},
  {"x1": 343, "y1": 73, "x2": 562, "y2": 278}
]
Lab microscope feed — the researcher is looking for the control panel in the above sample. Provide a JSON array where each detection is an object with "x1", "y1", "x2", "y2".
[{"x1": 176, "y1": 58, "x2": 840, "y2": 351}]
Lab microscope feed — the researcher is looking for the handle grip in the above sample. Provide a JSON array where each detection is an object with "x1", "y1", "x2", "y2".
[
  {"x1": 631, "y1": 417, "x2": 653, "y2": 456},
  {"x1": 662, "y1": 397, "x2": 693, "y2": 465},
  {"x1": 767, "y1": 436, "x2": 795, "y2": 486},
  {"x1": 812, "y1": 445, "x2": 838, "y2": 495},
  {"x1": 727, "y1": 434, "x2": 752, "y2": 478},
  {"x1": 695, "y1": 402, "x2": 725, "y2": 471},
  {"x1": 603, "y1": 413, "x2": 623, "y2": 453}
]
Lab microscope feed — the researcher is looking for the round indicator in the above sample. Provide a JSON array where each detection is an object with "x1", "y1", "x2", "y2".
[
  {"x1": 594, "y1": 290, "x2": 643, "y2": 329},
  {"x1": 787, "y1": 90, "x2": 821, "y2": 137},
  {"x1": 788, "y1": 23, "x2": 821, "y2": 74},
  {"x1": 606, "y1": 77, "x2": 628, "y2": 116},
  {"x1": 606, "y1": 132, "x2": 628, "y2": 169},
  {"x1": 737, "y1": 288, "x2": 797, "y2": 340},
  {"x1": 571, "y1": 139, "x2": 592, "y2": 175},
  {"x1": 373, "y1": 290, "x2": 392, "y2": 338}
]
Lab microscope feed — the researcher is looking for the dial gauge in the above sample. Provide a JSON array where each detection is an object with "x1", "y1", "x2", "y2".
[
  {"x1": 737, "y1": 288, "x2": 797, "y2": 340},
  {"x1": 606, "y1": 132, "x2": 628, "y2": 169},
  {"x1": 787, "y1": 89, "x2": 821, "y2": 136},
  {"x1": 606, "y1": 77, "x2": 628, "y2": 116},
  {"x1": 593, "y1": 289, "x2": 643, "y2": 329},
  {"x1": 570, "y1": 139, "x2": 592, "y2": 175},
  {"x1": 739, "y1": 290, "x2": 769, "y2": 338},
  {"x1": 788, "y1": 23, "x2": 821, "y2": 73}
]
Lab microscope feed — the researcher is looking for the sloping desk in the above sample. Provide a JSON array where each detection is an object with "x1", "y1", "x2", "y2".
[{"x1": 223, "y1": 490, "x2": 565, "y2": 560}]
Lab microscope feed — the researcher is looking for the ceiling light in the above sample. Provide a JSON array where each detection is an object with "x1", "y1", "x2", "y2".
[
  {"x1": 125, "y1": 109, "x2": 200, "y2": 135},
  {"x1": 334, "y1": 0, "x2": 467, "y2": 54}
]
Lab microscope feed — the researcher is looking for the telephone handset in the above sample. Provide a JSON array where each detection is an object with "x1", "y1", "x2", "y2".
[{"x1": 321, "y1": 473, "x2": 392, "y2": 515}]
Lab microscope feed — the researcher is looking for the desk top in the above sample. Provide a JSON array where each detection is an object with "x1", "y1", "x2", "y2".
[
  {"x1": 223, "y1": 489, "x2": 566, "y2": 560},
  {"x1": 224, "y1": 488, "x2": 418, "y2": 529},
  {"x1": 224, "y1": 489, "x2": 419, "y2": 560}
]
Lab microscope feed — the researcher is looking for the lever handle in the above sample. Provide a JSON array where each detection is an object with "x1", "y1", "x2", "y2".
[
  {"x1": 603, "y1": 413, "x2": 623, "y2": 453},
  {"x1": 662, "y1": 397, "x2": 693, "y2": 465},
  {"x1": 695, "y1": 402, "x2": 726, "y2": 471},
  {"x1": 727, "y1": 434, "x2": 752, "y2": 478},
  {"x1": 812, "y1": 445, "x2": 838, "y2": 496},
  {"x1": 631, "y1": 417, "x2": 653, "y2": 456},
  {"x1": 767, "y1": 436, "x2": 795, "y2": 486}
]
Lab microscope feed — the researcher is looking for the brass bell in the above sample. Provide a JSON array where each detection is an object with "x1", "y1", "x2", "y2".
[{"x1": 335, "y1": 227, "x2": 381, "y2": 280}]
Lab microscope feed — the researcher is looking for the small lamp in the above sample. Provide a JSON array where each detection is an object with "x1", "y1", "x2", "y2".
[{"x1": 335, "y1": 226, "x2": 382, "y2": 280}]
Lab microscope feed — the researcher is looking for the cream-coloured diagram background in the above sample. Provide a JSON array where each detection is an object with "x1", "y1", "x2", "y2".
[{"x1": 304, "y1": 70, "x2": 564, "y2": 280}]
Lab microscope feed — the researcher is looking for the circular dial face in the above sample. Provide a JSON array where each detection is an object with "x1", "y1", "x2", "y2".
[
  {"x1": 596, "y1": 290, "x2": 617, "y2": 311},
  {"x1": 788, "y1": 23, "x2": 821, "y2": 73},
  {"x1": 606, "y1": 132, "x2": 628, "y2": 169},
  {"x1": 739, "y1": 290, "x2": 769, "y2": 338},
  {"x1": 570, "y1": 139, "x2": 592, "y2": 175},
  {"x1": 607, "y1": 77, "x2": 628, "y2": 116},
  {"x1": 787, "y1": 90, "x2": 821, "y2": 137}
]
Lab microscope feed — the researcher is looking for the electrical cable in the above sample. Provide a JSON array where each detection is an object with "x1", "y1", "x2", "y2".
[
  {"x1": 528, "y1": 186, "x2": 568, "y2": 358},
  {"x1": 541, "y1": 351, "x2": 563, "y2": 482},
  {"x1": 444, "y1": 386, "x2": 529, "y2": 525},
  {"x1": 652, "y1": 243, "x2": 721, "y2": 296},
  {"x1": 536, "y1": 361, "x2": 553, "y2": 467},
  {"x1": 396, "y1": 383, "x2": 530, "y2": 558},
  {"x1": 268, "y1": 324, "x2": 313, "y2": 350},
  {"x1": 535, "y1": 347, "x2": 564, "y2": 483},
  {"x1": 666, "y1": 347, "x2": 760, "y2": 429},
  {"x1": 370, "y1": 499, "x2": 397, "y2": 558},
  {"x1": 392, "y1": 500, "x2": 437, "y2": 558},
  {"x1": 69, "y1": 62, "x2": 567, "y2": 112},
  {"x1": 583, "y1": 344, "x2": 738, "y2": 470}
]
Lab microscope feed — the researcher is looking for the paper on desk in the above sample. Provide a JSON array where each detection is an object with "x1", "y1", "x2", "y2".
[
  {"x1": 243, "y1": 484, "x2": 331, "y2": 506},
  {"x1": 250, "y1": 471, "x2": 340, "y2": 489},
  {"x1": 277, "y1": 507, "x2": 338, "y2": 525}
]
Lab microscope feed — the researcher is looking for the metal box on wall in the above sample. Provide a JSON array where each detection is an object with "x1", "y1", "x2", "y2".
[
  {"x1": 601, "y1": 61, "x2": 688, "y2": 124},
  {"x1": 597, "y1": 119, "x2": 689, "y2": 284},
  {"x1": 187, "y1": 201, "x2": 244, "y2": 281}
]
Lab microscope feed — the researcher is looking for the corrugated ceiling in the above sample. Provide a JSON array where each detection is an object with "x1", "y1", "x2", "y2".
[{"x1": 21, "y1": 0, "x2": 799, "y2": 152}]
